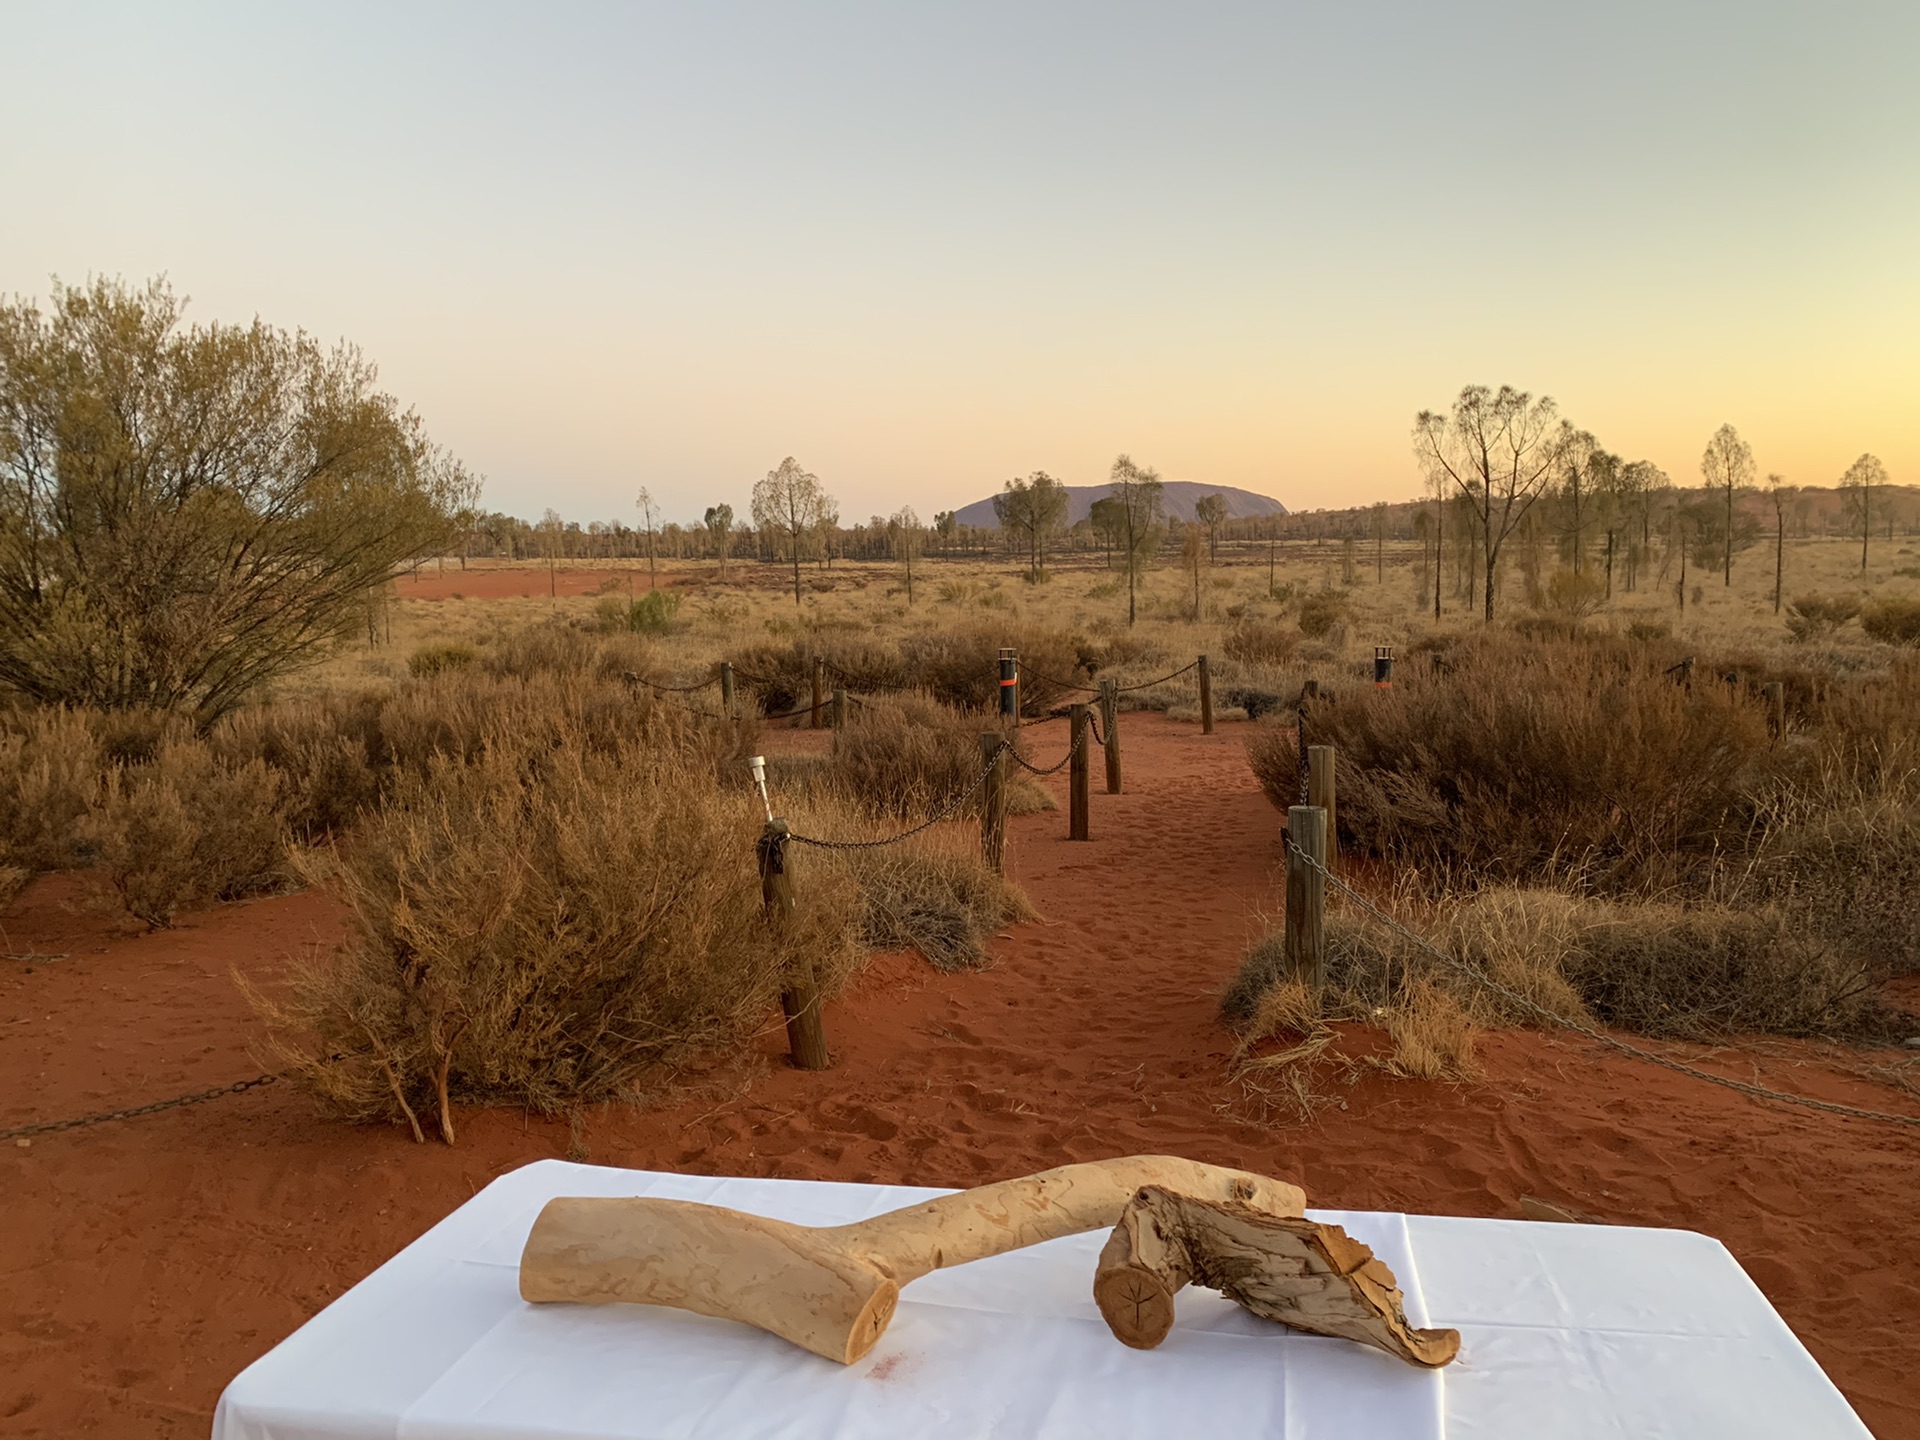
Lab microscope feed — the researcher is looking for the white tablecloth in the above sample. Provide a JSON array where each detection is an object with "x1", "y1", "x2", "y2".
[{"x1": 212, "y1": 1160, "x2": 1869, "y2": 1440}]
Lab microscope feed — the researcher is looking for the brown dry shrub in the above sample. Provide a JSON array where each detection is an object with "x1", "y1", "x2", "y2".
[
  {"x1": 1862, "y1": 597, "x2": 1920, "y2": 646},
  {"x1": 1753, "y1": 792, "x2": 1920, "y2": 975},
  {"x1": 0, "y1": 707, "x2": 104, "y2": 870},
  {"x1": 250, "y1": 739, "x2": 862, "y2": 1140},
  {"x1": 212, "y1": 693, "x2": 385, "y2": 842},
  {"x1": 826, "y1": 694, "x2": 1052, "y2": 818},
  {"x1": 91, "y1": 742, "x2": 288, "y2": 927},
  {"x1": 1222, "y1": 618, "x2": 1299, "y2": 669},
  {"x1": 824, "y1": 821, "x2": 1035, "y2": 971},
  {"x1": 1247, "y1": 631, "x2": 1781, "y2": 892}
]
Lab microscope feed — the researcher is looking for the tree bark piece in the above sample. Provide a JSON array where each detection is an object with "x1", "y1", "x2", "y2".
[
  {"x1": 520, "y1": 1156, "x2": 1304, "y2": 1364},
  {"x1": 1093, "y1": 1185, "x2": 1460, "y2": 1368}
]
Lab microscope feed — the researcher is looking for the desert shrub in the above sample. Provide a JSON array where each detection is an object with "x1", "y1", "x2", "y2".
[
  {"x1": 251, "y1": 740, "x2": 862, "y2": 1141},
  {"x1": 91, "y1": 741, "x2": 288, "y2": 927},
  {"x1": 212, "y1": 694, "x2": 385, "y2": 842},
  {"x1": 832, "y1": 831, "x2": 1034, "y2": 970},
  {"x1": 1296, "y1": 593, "x2": 1347, "y2": 640},
  {"x1": 825, "y1": 694, "x2": 1051, "y2": 818},
  {"x1": 1755, "y1": 795, "x2": 1920, "y2": 974},
  {"x1": 618, "y1": 591, "x2": 683, "y2": 635},
  {"x1": 481, "y1": 623, "x2": 653, "y2": 682},
  {"x1": 408, "y1": 643, "x2": 478, "y2": 678},
  {"x1": 1543, "y1": 569, "x2": 1605, "y2": 618},
  {"x1": 1626, "y1": 619, "x2": 1672, "y2": 644},
  {"x1": 1222, "y1": 619, "x2": 1299, "y2": 669},
  {"x1": 1247, "y1": 630, "x2": 1780, "y2": 891},
  {"x1": 1785, "y1": 593, "x2": 1861, "y2": 642},
  {"x1": 1862, "y1": 597, "x2": 1920, "y2": 646},
  {"x1": 0, "y1": 707, "x2": 104, "y2": 871}
]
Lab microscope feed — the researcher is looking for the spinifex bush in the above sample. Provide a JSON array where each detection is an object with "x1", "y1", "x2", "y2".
[
  {"x1": 1786, "y1": 593, "x2": 1861, "y2": 643},
  {"x1": 1247, "y1": 630, "x2": 1780, "y2": 891},
  {"x1": 1862, "y1": 597, "x2": 1920, "y2": 646},
  {"x1": 0, "y1": 707, "x2": 104, "y2": 875},
  {"x1": 252, "y1": 739, "x2": 862, "y2": 1142},
  {"x1": 826, "y1": 693, "x2": 1050, "y2": 819}
]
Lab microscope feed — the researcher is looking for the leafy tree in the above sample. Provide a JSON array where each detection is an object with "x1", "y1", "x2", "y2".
[
  {"x1": 0, "y1": 277, "x2": 464, "y2": 717},
  {"x1": 931, "y1": 509, "x2": 957, "y2": 555},
  {"x1": 1088, "y1": 495, "x2": 1125, "y2": 570},
  {"x1": 1193, "y1": 492, "x2": 1228, "y2": 564},
  {"x1": 890, "y1": 505, "x2": 920, "y2": 603},
  {"x1": 703, "y1": 502, "x2": 733, "y2": 577},
  {"x1": 1109, "y1": 454, "x2": 1164, "y2": 625},
  {"x1": 1840, "y1": 453, "x2": 1888, "y2": 572},
  {"x1": 1700, "y1": 424, "x2": 1755, "y2": 585},
  {"x1": 1412, "y1": 385, "x2": 1567, "y2": 621},
  {"x1": 992, "y1": 471, "x2": 1067, "y2": 580},
  {"x1": 750, "y1": 456, "x2": 833, "y2": 604}
]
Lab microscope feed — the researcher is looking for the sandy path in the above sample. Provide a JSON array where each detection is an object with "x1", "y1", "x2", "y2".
[{"x1": 2, "y1": 717, "x2": 1916, "y2": 1436}]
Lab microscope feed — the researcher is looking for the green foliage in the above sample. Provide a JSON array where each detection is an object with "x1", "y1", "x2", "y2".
[{"x1": 0, "y1": 277, "x2": 468, "y2": 717}]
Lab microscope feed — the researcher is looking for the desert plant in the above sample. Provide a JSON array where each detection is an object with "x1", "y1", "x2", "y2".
[
  {"x1": 1862, "y1": 597, "x2": 1920, "y2": 646},
  {"x1": 1222, "y1": 619, "x2": 1300, "y2": 669},
  {"x1": 1543, "y1": 568, "x2": 1605, "y2": 618},
  {"x1": 91, "y1": 742, "x2": 288, "y2": 926},
  {"x1": 824, "y1": 693, "x2": 1051, "y2": 818},
  {"x1": 407, "y1": 643, "x2": 478, "y2": 678},
  {"x1": 1296, "y1": 593, "x2": 1347, "y2": 640},
  {"x1": 0, "y1": 707, "x2": 104, "y2": 871},
  {"x1": 1785, "y1": 593, "x2": 1861, "y2": 642},
  {"x1": 252, "y1": 739, "x2": 862, "y2": 1142},
  {"x1": 831, "y1": 830, "x2": 1034, "y2": 970}
]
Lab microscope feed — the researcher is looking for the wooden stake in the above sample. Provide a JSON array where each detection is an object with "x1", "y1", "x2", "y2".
[
  {"x1": 832, "y1": 687, "x2": 849, "y2": 730},
  {"x1": 811, "y1": 659, "x2": 826, "y2": 729},
  {"x1": 1099, "y1": 678, "x2": 1121, "y2": 794},
  {"x1": 979, "y1": 732, "x2": 1007, "y2": 874},
  {"x1": 757, "y1": 819, "x2": 830, "y2": 1071},
  {"x1": 719, "y1": 661, "x2": 735, "y2": 719},
  {"x1": 1198, "y1": 653, "x2": 1214, "y2": 734},
  {"x1": 1285, "y1": 805, "x2": 1327, "y2": 988},
  {"x1": 1069, "y1": 703, "x2": 1091, "y2": 841},
  {"x1": 1763, "y1": 681, "x2": 1785, "y2": 740},
  {"x1": 1307, "y1": 744, "x2": 1336, "y2": 868}
]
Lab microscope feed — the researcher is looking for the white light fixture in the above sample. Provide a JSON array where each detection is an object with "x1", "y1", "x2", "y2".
[{"x1": 747, "y1": 755, "x2": 772, "y2": 821}]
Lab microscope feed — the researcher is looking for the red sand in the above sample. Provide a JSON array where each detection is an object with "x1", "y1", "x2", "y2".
[{"x1": 3, "y1": 717, "x2": 1918, "y2": 1437}]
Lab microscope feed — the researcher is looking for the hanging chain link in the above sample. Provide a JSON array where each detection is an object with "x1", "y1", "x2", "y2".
[{"x1": 787, "y1": 741, "x2": 1011, "y2": 851}]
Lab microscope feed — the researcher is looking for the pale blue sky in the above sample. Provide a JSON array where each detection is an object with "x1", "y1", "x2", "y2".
[{"x1": 4, "y1": 2, "x2": 1915, "y2": 523}]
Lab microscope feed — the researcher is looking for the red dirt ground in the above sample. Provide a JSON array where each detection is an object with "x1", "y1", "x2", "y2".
[{"x1": 3, "y1": 717, "x2": 1918, "y2": 1437}]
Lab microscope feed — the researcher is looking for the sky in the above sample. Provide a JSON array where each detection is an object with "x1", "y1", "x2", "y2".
[{"x1": 4, "y1": 2, "x2": 1916, "y2": 526}]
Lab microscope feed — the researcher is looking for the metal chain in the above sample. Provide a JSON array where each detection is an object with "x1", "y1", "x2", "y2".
[
  {"x1": 788, "y1": 741, "x2": 1010, "y2": 850},
  {"x1": 1289, "y1": 846, "x2": 1920, "y2": 1131},
  {"x1": 1008, "y1": 716, "x2": 1098, "y2": 776},
  {"x1": 1018, "y1": 665, "x2": 1100, "y2": 694},
  {"x1": 1113, "y1": 659, "x2": 1200, "y2": 693},
  {"x1": 625, "y1": 670, "x2": 718, "y2": 694},
  {"x1": 2, "y1": 1051, "x2": 358, "y2": 1143}
]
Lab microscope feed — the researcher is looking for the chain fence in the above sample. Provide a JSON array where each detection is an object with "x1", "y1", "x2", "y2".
[
  {"x1": 786, "y1": 739, "x2": 1011, "y2": 851},
  {"x1": 1288, "y1": 844, "x2": 1920, "y2": 1132},
  {"x1": 1008, "y1": 715, "x2": 1100, "y2": 776},
  {"x1": 2, "y1": 1050, "x2": 352, "y2": 1143}
]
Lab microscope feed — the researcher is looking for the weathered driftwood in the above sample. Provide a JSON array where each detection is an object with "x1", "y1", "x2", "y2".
[
  {"x1": 520, "y1": 1156, "x2": 1305, "y2": 1363},
  {"x1": 1093, "y1": 1185, "x2": 1460, "y2": 1367}
]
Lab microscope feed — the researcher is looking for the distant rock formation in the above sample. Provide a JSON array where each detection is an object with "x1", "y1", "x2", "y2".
[{"x1": 949, "y1": 480, "x2": 1287, "y2": 530}]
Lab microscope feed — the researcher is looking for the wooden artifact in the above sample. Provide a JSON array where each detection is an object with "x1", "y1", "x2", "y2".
[
  {"x1": 1093, "y1": 1185, "x2": 1460, "y2": 1368},
  {"x1": 521, "y1": 1156, "x2": 1304, "y2": 1364}
]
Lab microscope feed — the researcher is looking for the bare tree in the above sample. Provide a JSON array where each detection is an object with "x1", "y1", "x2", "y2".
[
  {"x1": 1194, "y1": 493, "x2": 1228, "y2": 564},
  {"x1": 750, "y1": 457, "x2": 833, "y2": 604},
  {"x1": 703, "y1": 503, "x2": 733, "y2": 578},
  {"x1": 634, "y1": 487, "x2": 659, "y2": 589},
  {"x1": 1763, "y1": 473, "x2": 1794, "y2": 614},
  {"x1": 1840, "y1": 453, "x2": 1888, "y2": 572},
  {"x1": 993, "y1": 472, "x2": 1067, "y2": 580},
  {"x1": 1109, "y1": 455, "x2": 1165, "y2": 626},
  {"x1": 537, "y1": 508, "x2": 565, "y2": 599},
  {"x1": 891, "y1": 505, "x2": 920, "y2": 603},
  {"x1": 1699, "y1": 424, "x2": 1755, "y2": 586},
  {"x1": 1411, "y1": 385, "x2": 1567, "y2": 621}
]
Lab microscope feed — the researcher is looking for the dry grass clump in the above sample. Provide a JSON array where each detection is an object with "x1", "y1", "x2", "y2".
[
  {"x1": 251, "y1": 737, "x2": 862, "y2": 1143},
  {"x1": 819, "y1": 819, "x2": 1035, "y2": 971},
  {"x1": 1862, "y1": 597, "x2": 1920, "y2": 646},
  {"x1": 91, "y1": 742, "x2": 289, "y2": 927},
  {"x1": 0, "y1": 707, "x2": 104, "y2": 875},
  {"x1": 1753, "y1": 790, "x2": 1920, "y2": 975},
  {"x1": 826, "y1": 694, "x2": 1052, "y2": 818},
  {"x1": 1221, "y1": 618, "x2": 1299, "y2": 668}
]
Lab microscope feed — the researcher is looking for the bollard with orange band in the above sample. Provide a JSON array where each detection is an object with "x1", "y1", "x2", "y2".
[
  {"x1": 1374, "y1": 646, "x2": 1394, "y2": 689},
  {"x1": 998, "y1": 648, "x2": 1019, "y2": 721}
]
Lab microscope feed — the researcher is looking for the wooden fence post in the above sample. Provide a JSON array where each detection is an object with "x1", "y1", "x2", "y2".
[
  {"x1": 832, "y1": 687, "x2": 849, "y2": 730},
  {"x1": 757, "y1": 819, "x2": 830, "y2": 1070},
  {"x1": 1763, "y1": 681, "x2": 1785, "y2": 740},
  {"x1": 1198, "y1": 654, "x2": 1214, "y2": 734},
  {"x1": 1069, "y1": 703, "x2": 1091, "y2": 840},
  {"x1": 811, "y1": 659, "x2": 826, "y2": 729},
  {"x1": 979, "y1": 733, "x2": 1007, "y2": 874},
  {"x1": 1099, "y1": 678, "x2": 1122, "y2": 794},
  {"x1": 1307, "y1": 744, "x2": 1337, "y2": 870},
  {"x1": 719, "y1": 661, "x2": 735, "y2": 719},
  {"x1": 1285, "y1": 806, "x2": 1327, "y2": 988}
]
